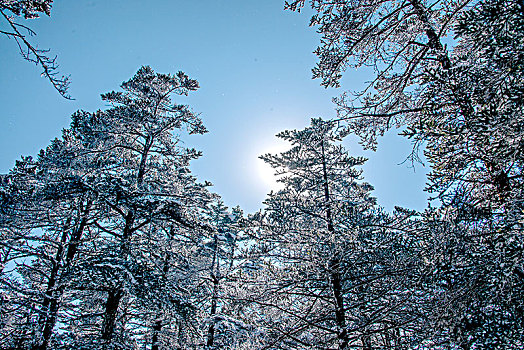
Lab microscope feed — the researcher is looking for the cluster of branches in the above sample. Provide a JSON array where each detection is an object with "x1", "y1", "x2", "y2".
[
  {"x1": 1, "y1": 0, "x2": 523, "y2": 349},
  {"x1": 1, "y1": 0, "x2": 71, "y2": 98}
]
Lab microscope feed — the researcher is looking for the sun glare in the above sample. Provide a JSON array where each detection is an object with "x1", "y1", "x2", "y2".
[
  {"x1": 252, "y1": 140, "x2": 289, "y2": 193},
  {"x1": 256, "y1": 157, "x2": 279, "y2": 189}
]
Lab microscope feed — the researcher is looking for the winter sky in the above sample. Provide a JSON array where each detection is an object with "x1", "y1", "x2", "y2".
[{"x1": 0, "y1": 0, "x2": 428, "y2": 213}]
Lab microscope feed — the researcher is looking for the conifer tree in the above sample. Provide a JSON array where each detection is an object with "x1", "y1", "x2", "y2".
[
  {"x1": 0, "y1": 132, "x2": 99, "y2": 350},
  {"x1": 201, "y1": 201, "x2": 256, "y2": 349},
  {"x1": 403, "y1": 2, "x2": 524, "y2": 347},
  {"x1": 257, "y1": 118, "x2": 402, "y2": 349},
  {"x1": 67, "y1": 66, "x2": 210, "y2": 347},
  {"x1": 0, "y1": 66, "x2": 213, "y2": 350},
  {"x1": 287, "y1": 2, "x2": 524, "y2": 347}
]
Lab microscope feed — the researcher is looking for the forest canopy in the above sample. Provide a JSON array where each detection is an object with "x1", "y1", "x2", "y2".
[{"x1": 0, "y1": 0, "x2": 523, "y2": 349}]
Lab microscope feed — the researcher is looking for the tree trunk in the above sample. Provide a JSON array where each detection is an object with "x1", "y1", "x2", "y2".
[
  {"x1": 101, "y1": 289, "x2": 124, "y2": 342},
  {"x1": 136, "y1": 135, "x2": 152, "y2": 186},
  {"x1": 329, "y1": 256, "x2": 349, "y2": 349},
  {"x1": 34, "y1": 208, "x2": 90, "y2": 350},
  {"x1": 207, "y1": 233, "x2": 219, "y2": 347},
  {"x1": 101, "y1": 132, "x2": 151, "y2": 343},
  {"x1": 320, "y1": 139, "x2": 349, "y2": 349},
  {"x1": 151, "y1": 320, "x2": 162, "y2": 350},
  {"x1": 38, "y1": 295, "x2": 61, "y2": 350},
  {"x1": 100, "y1": 210, "x2": 134, "y2": 342},
  {"x1": 151, "y1": 227, "x2": 174, "y2": 350},
  {"x1": 408, "y1": 0, "x2": 451, "y2": 69},
  {"x1": 33, "y1": 220, "x2": 70, "y2": 350}
]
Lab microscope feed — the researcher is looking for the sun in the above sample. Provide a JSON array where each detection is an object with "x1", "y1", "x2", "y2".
[
  {"x1": 252, "y1": 139, "x2": 289, "y2": 192},
  {"x1": 256, "y1": 157, "x2": 279, "y2": 189}
]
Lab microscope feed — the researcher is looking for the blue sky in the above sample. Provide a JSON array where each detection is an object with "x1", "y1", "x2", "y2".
[{"x1": 0, "y1": 0, "x2": 428, "y2": 213}]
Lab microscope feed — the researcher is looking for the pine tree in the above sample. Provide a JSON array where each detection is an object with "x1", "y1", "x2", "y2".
[
  {"x1": 201, "y1": 200, "x2": 258, "y2": 349},
  {"x1": 0, "y1": 131, "x2": 99, "y2": 350},
  {"x1": 287, "y1": 2, "x2": 524, "y2": 346},
  {"x1": 66, "y1": 66, "x2": 210, "y2": 347},
  {"x1": 0, "y1": 66, "x2": 213, "y2": 349},
  {"x1": 256, "y1": 118, "x2": 404, "y2": 349}
]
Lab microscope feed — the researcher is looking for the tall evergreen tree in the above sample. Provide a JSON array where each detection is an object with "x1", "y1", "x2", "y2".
[
  {"x1": 201, "y1": 200, "x2": 257, "y2": 349},
  {"x1": 287, "y1": 2, "x2": 524, "y2": 347},
  {"x1": 0, "y1": 129, "x2": 103, "y2": 350},
  {"x1": 254, "y1": 118, "x2": 416, "y2": 349},
  {"x1": 0, "y1": 66, "x2": 213, "y2": 350},
  {"x1": 66, "y1": 66, "x2": 210, "y2": 348}
]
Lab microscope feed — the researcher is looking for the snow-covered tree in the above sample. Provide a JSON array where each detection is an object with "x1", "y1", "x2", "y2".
[
  {"x1": 400, "y1": 3, "x2": 524, "y2": 347},
  {"x1": 405, "y1": 0, "x2": 524, "y2": 218},
  {"x1": 200, "y1": 200, "x2": 261, "y2": 349},
  {"x1": 0, "y1": 66, "x2": 213, "y2": 350},
  {"x1": 288, "y1": 2, "x2": 524, "y2": 347},
  {"x1": 65, "y1": 66, "x2": 210, "y2": 348},
  {"x1": 0, "y1": 130, "x2": 100, "y2": 350},
  {"x1": 252, "y1": 118, "x2": 420, "y2": 349},
  {"x1": 285, "y1": 0, "x2": 476, "y2": 148}
]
